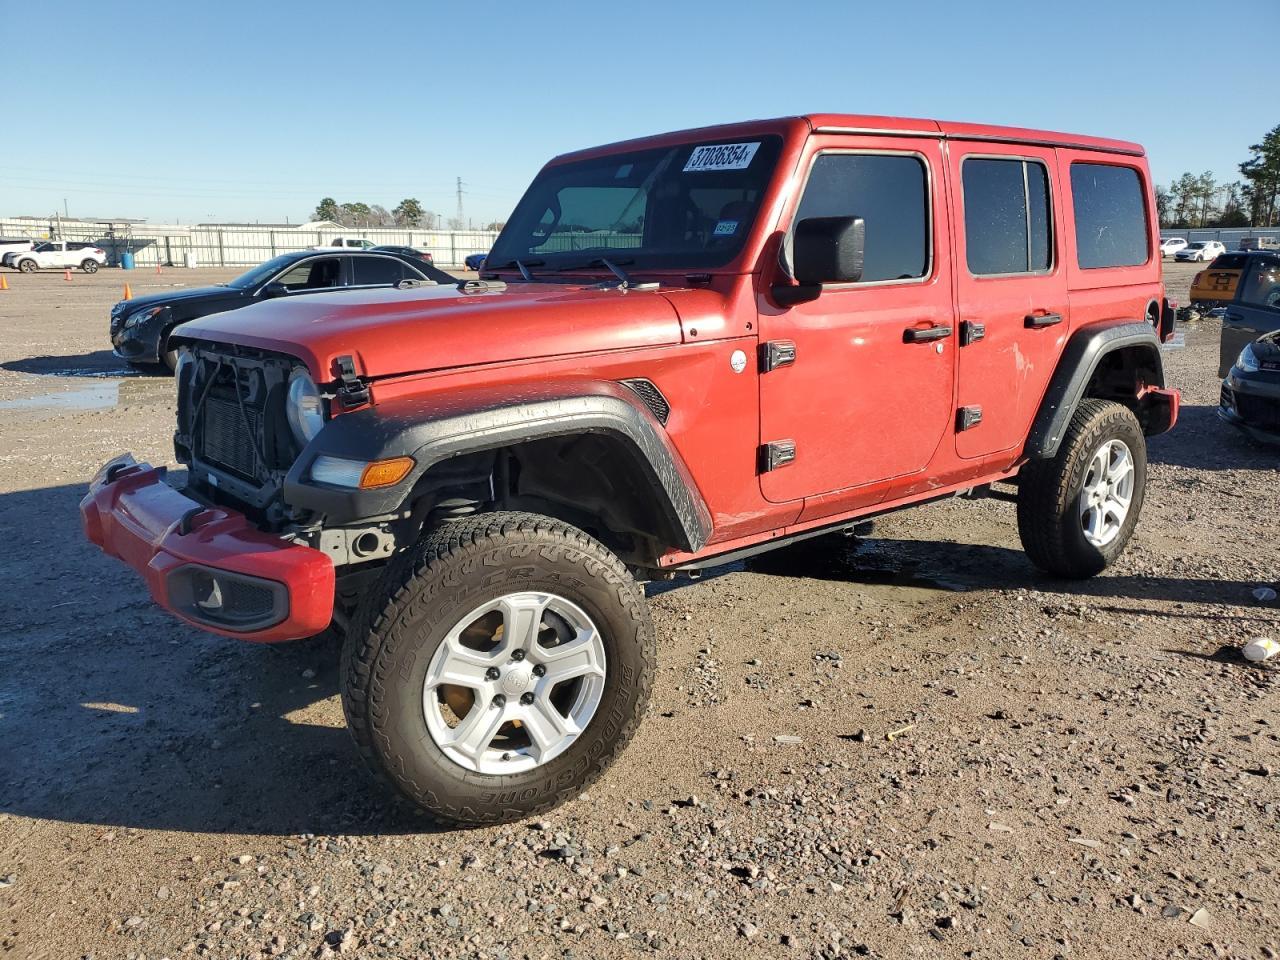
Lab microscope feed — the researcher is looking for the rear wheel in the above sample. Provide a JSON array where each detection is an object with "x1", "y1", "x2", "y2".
[
  {"x1": 341, "y1": 511, "x2": 654, "y2": 825},
  {"x1": 80, "y1": 259, "x2": 99, "y2": 273},
  {"x1": 1017, "y1": 399, "x2": 1146, "y2": 578}
]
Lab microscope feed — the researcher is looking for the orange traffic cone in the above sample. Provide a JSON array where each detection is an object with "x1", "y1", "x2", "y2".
[
  {"x1": 123, "y1": 283, "x2": 132, "y2": 300},
  {"x1": 64, "y1": 269, "x2": 72, "y2": 281},
  {"x1": 0, "y1": 275, "x2": 8, "y2": 291},
  {"x1": 155, "y1": 263, "x2": 162, "y2": 275}
]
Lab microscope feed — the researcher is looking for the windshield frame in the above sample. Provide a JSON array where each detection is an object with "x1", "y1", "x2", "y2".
[
  {"x1": 226, "y1": 253, "x2": 303, "y2": 290},
  {"x1": 487, "y1": 133, "x2": 786, "y2": 276}
]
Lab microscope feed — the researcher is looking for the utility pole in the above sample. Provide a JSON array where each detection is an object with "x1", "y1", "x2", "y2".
[{"x1": 455, "y1": 177, "x2": 465, "y2": 228}]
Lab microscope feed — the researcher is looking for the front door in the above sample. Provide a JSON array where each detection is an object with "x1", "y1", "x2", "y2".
[
  {"x1": 758, "y1": 136, "x2": 956, "y2": 504},
  {"x1": 948, "y1": 145, "x2": 1070, "y2": 459}
]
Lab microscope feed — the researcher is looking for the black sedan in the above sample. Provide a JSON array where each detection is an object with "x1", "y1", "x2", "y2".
[
  {"x1": 111, "y1": 250, "x2": 455, "y2": 371},
  {"x1": 371, "y1": 244, "x2": 434, "y2": 265},
  {"x1": 1218, "y1": 252, "x2": 1280, "y2": 443}
]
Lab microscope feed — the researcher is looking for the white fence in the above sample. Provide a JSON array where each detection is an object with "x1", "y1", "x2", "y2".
[
  {"x1": 0, "y1": 218, "x2": 499, "y2": 268},
  {"x1": 1159, "y1": 226, "x2": 1280, "y2": 246}
]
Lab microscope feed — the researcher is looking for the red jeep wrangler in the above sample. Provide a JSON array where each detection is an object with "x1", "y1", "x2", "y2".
[{"x1": 82, "y1": 115, "x2": 1179, "y2": 824}]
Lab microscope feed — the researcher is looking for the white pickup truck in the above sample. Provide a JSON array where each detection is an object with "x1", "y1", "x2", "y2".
[
  {"x1": 4, "y1": 240, "x2": 108, "y2": 273},
  {"x1": 312, "y1": 236, "x2": 378, "y2": 251}
]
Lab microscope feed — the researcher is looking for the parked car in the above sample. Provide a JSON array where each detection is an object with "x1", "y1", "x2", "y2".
[
  {"x1": 1239, "y1": 237, "x2": 1280, "y2": 252},
  {"x1": 1219, "y1": 251, "x2": 1280, "y2": 373},
  {"x1": 1220, "y1": 328, "x2": 1280, "y2": 443},
  {"x1": 6, "y1": 240, "x2": 107, "y2": 273},
  {"x1": 1175, "y1": 240, "x2": 1226, "y2": 262},
  {"x1": 1190, "y1": 252, "x2": 1252, "y2": 309},
  {"x1": 83, "y1": 113, "x2": 1179, "y2": 826},
  {"x1": 1159, "y1": 237, "x2": 1189, "y2": 258},
  {"x1": 371, "y1": 244, "x2": 434, "y2": 265},
  {"x1": 464, "y1": 252, "x2": 488, "y2": 271},
  {"x1": 109, "y1": 249, "x2": 455, "y2": 371},
  {"x1": 0, "y1": 237, "x2": 36, "y2": 261},
  {"x1": 313, "y1": 236, "x2": 378, "y2": 251},
  {"x1": 1218, "y1": 252, "x2": 1280, "y2": 441}
]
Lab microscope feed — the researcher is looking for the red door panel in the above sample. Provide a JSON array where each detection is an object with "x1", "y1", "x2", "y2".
[
  {"x1": 758, "y1": 136, "x2": 956, "y2": 504},
  {"x1": 949, "y1": 145, "x2": 1070, "y2": 460}
]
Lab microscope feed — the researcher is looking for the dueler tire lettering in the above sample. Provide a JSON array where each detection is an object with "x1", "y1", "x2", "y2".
[{"x1": 340, "y1": 511, "x2": 655, "y2": 825}]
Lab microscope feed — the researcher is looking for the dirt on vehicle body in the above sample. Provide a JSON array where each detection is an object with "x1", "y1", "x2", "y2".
[{"x1": 83, "y1": 114, "x2": 1180, "y2": 825}]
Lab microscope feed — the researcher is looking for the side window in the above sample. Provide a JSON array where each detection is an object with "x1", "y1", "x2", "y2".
[
  {"x1": 330, "y1": 239, "x2": 343, "y2": 247},
  {"x1": 275, "y1": 257, "x2": 341, "y2": 291},
  {"x1": 962, "y1": 158, "x2": 1052, "y2": 276},
  {"x1": 1239, "y1": 260, "x2": 1280, "y2": 312},
  {"x1": 794, "y1": 153, "x2": 929, "y2": 282},
  {"x1": 1070, "y1": 163, "x2": 1149, "y2": 269},
  {"x1": 352, "y1": 256, "x2": 406, "y2": 286}
]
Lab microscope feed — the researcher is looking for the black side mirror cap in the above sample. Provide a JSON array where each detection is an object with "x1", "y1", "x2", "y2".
[
  {"x1": 793, "y1": 216, "x2": 865, "y2": 285},
  {"x1": 262, "y1": 282, "x2": 288, "y2": 298}
]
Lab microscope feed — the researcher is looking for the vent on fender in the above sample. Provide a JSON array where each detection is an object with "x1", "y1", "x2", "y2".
[{"x1": 620, "y1": 378, "x2": 671, "y2": 426}]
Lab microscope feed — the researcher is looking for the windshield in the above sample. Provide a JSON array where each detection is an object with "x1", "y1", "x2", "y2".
[
  {"x1": 488, "y1": 135, "x2": 783, "y2": 272},
  {"x1": 1187, "y1": 243, "x2": 1205, "y2": 250},
  {"x1": 227, "y1": 254, "x2": 299, "y2": 289}
]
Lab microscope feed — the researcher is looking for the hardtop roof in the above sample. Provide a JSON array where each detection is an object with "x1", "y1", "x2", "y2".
[{"x1": 551, "y1": 114, "x2": 1144, "y2": 166}]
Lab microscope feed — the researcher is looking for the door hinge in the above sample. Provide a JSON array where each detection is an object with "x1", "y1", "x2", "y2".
[
  {"x1": 760, "y1": 440, "x2": 797, "y2": 472},
  {"x1": 760, "y1": 340, "x2": 797, "y2": 372},
  {"x1": 960, "y1": 321, "x2": 985, "y2": 346},
  {"x1": 334, "y1": 355, "x2": 371, "y2": 409},
  {"x1": 956, "y1": 406, "x2": 983, "y2": 432}
]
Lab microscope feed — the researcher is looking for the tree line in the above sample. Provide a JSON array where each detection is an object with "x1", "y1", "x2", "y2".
[
  {"x1": 1157, "y1": 124, "x2": 1280, "y2": 229},
  {"x1": 310, "y1": 197, "x2": 506, "y2": 232}
]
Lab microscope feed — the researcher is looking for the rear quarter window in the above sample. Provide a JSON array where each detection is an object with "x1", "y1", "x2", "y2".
[{"x1": 1070, "y1": 163, "x2": 1149, "y2": 269}]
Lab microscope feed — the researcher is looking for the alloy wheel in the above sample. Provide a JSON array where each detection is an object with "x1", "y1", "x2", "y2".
[{"x1": 1078, "y1": 438, "x2": 1135, "y2": 547}]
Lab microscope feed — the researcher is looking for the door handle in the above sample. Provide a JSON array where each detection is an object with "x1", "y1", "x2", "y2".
[
  {"x1": 1025, "y1": 312, "x2": 1064, "y2": 328},
  {"x1": 903, "y1": 325, "x2": 952, "y2": 343}
]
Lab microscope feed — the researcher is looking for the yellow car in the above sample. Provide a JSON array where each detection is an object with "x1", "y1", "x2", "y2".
[{"x1": 1190, "y1": 253, "x2": 1250, "y2": 308}]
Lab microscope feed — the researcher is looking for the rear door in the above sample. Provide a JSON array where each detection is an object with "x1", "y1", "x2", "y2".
[
  {"x1": 758, "y1": 134, "x2": 956, "y2": 503},
  {"x1": 1221, "y1": 256, "x2": 1280, "y2": 375},
  {"x1": 948, "y1": 145, "x2": 1069, "y2": 459}
]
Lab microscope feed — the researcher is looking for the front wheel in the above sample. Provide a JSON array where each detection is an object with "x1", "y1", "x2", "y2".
[
  {"x1": 341, "y1": 512, "x2": 654, "y2": 825},
  {"x1": 1016, "y1": 399, "x2": 1147, "y2": 578},
  {"x1": 17, "y1": 259, "x2": 35, "y2": 273},
  {"x1": 80, "y1": 259, "x2": 99, "y2": 273}
]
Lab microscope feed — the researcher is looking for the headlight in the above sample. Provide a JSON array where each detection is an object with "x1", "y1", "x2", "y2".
[
  {"x1": 124, "y1": 305, "x2": 163, "y2": 328},
  {"x1": 286, "y1": 369, "x2": 325, "y2": 446},
  {"x1": 1237, "y1": 343, "x2": 1261, "y2": 373}
]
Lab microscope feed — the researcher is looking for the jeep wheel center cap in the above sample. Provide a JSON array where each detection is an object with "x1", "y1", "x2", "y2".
[{"x1": 500, "y1": 664, "x2": 534, "y2": 697}]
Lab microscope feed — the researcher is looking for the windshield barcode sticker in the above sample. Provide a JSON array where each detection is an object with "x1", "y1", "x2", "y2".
[{"x1": 684, "y1": 142, "x2": 761, "y2": 172}]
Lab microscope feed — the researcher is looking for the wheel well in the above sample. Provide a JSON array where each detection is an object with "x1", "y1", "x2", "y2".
[
  {"x1": 405, "y1": 433, "x2": 685, "y2": 566},
  {"x1": 1082, "y1": 344, "x2": 1164, "y2": 430}
]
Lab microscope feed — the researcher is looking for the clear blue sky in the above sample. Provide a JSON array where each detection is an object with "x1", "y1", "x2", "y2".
[{"x1": 4, "y1": 0, "x2": 1276, "y2": 226}]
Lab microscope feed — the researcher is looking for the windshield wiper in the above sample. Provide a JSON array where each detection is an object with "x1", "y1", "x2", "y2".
[
  {"x1": 492, "y1": 258, "x2": 544, "y2": 281},
  {"x1": 548, "y1": 257, "x2": 636, "y2": 283}
]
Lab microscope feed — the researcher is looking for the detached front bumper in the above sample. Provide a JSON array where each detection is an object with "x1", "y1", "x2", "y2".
[{"x1": 80, "y1": 455, "x2": 335, "y2": 642}]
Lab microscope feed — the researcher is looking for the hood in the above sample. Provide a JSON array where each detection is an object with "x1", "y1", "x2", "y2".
[
  {"x1": 115, "y1": 284, "x2": 248, "y2": 312},
  {"x1": 171, "y1": 281, "x2": 685, "y2": 379}
]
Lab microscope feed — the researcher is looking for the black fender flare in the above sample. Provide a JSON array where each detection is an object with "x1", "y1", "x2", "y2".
[
  {"x1": 1024, "y1": 320, "x2": 1164, "y2": 460},
  {"x1": 283, "y1": 379, "x2": 713, "y2": 552}
]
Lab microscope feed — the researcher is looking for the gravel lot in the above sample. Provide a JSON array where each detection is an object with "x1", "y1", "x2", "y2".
[{"x1": 0, "y1": 262, "x2": 1277, "y2": 960}]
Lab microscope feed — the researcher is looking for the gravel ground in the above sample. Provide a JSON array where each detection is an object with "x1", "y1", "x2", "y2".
[{"x1": 0, "y1": 262, "x2": 1277, "y2": 960}]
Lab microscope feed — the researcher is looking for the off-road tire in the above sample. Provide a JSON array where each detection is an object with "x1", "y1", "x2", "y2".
[
  {"x1": 1017, "y1": 399, "x2": 1147, "y2": 579},
  {"x1": 80, "y1": 259, "x2": 99, "y2": 274},
  {"x1": 341, "y1": 511, "x2": 655, "y2": 825},
  {"x1": 17, "y1": 259, "x2": 35, "y2": 273}
]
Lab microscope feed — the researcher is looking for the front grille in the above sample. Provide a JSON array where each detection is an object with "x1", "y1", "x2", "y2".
[
  {"x1": 200, "y1": 396, "x2": 261, "y2": 481},
  {"x1": 1235, "y1": 393, "x2": 1280, "y2": 430}
]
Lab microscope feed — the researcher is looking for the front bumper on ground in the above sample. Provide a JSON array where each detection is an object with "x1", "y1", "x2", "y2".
[
  {"x1": 1219, "y1": 377, "x2": 1280, "y2": 445},
  {"x1": 80, "y1": 454, "x2": 335, "y2": 642}
]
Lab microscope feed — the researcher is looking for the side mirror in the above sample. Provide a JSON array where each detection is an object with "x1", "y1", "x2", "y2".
[
  {"x1": 773, "y1": 216, "x2": 865, "y2": 306},
  {"x1": 262, "y1": 281, "x2": 289, "y2": 298}
]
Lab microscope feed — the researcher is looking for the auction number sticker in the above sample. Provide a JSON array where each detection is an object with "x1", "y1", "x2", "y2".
[{"x1": 684, "y1": 142, "x2": 761, "y2": 172}]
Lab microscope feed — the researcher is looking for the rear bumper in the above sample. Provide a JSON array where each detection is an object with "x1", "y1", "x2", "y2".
[{"x1": 80, "y1": 454, "x2": 335, "y2": 642}]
